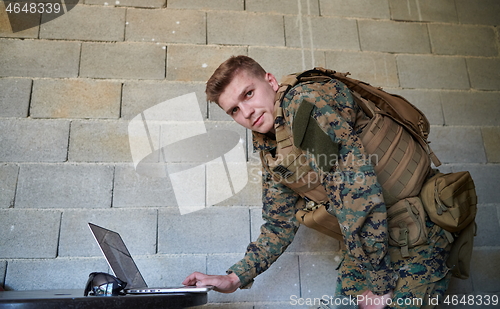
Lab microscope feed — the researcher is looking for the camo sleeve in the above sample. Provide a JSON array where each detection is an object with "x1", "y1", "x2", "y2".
[
  {"x1": 227, "y1": 166, "x2": 300, "y2": 288},
  {"x1": 282, "y1": 79, "x2": 398, "y2": 295}
]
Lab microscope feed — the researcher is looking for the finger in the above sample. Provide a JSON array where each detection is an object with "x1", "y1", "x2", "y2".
[{"x1": 182, "y1": 272, "x2": 206, "y2": 285}]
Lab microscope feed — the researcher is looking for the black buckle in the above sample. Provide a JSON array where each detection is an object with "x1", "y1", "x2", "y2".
[{"x1": 273, "y1": 165, "x2": 294, "y2": 178}]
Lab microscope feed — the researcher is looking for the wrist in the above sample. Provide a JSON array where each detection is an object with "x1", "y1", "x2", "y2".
[{"x1": 227, "y1": 272, "x2": 241, "y2": 288}]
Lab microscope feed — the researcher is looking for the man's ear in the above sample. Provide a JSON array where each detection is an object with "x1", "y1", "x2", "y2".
[{"x1": 265, "y1": 72, "x2": 279, "y2": 91}]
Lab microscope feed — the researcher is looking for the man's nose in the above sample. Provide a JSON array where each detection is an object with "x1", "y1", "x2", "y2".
[{"x1": 240, "y1": 103, "x2": 254, "y2": 119}]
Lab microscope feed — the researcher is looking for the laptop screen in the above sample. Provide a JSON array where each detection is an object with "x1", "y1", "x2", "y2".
[{"x1": 89, "y1": 223, "x2": 148, "y2": 289}]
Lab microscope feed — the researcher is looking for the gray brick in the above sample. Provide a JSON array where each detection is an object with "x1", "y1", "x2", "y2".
[
  {"x1": 474, "y1": 205, "x2": 500, "y2": 247},
  {"x1": 482, "y1": 127, "x2": 500, "y2": 163},
  {"x1": 325, "y1": 51, "x2": 399, "y2": 88},
  {"x1": 113, "y1": 164, "x2": 176, "y2": 207},
  {"x1": 207, "y1": 253, "x2": 300, "y2": 302},
  {"x1": 285, "y1": 15, "x2": 359, "y2": 50},
  {"x1": 455, "y1": 0, "x2": 500, "y2": 26},
  {"x1": 0, "y1": 39, "x2": 80, "y2": 78},
  {"x1": 299, "y1": 254, "x2": 340, "y2": 300},
  {"x1": 397, "y1": 55, "x2": 470, "y2": 89},
  {"x1": 167, "y1": 45, "x2": 247, "y2": 82},
  {"x1": 467, "y1": 58, "x2": 500, "y2": 91},
  {"x1": 158, "y1": 207, "x2": 250, "y2": 254},
  {"x1": 248, "y1": 47, "x2": 326, "y2": 84},
  {"x1": 5, "y1": 258, "x2": 108, "y2": 290},
  {"x1": 0, "y1": 209, "x2": 61, "y2": 258},
  {"x1": 0, "y1": 2, "x2": 40, "y2": 38},
  {"x1": 470, "y1": 248, "x2": 500, "y2": 292},
  {"x1": 68, "y1": 120, "x2": 131, "y2": 162},
  {"x1": 450, "y1": 164, "x2": 500, "y2": 205},
  {"x1": 59, "y1": 209, "x2": 157, "y2": 257},
  {"x1": 126, "y1": 9, "x2": 205, "y2": 44},
  {"x1": 0, "y1": 78, "x2": 32, "y2": 117},
  {"x1": 247, "y1": 0, "x2": 320, "y2": 15},
  {"x1": 208, "y1": 11, "x2": 285, "y2": 46},
  {"x1": 80, "y1": 42, "x2": 166, "y2": 79},
  {"x1": 135, "y1": 255, "x2": 206, "y2": 287},
  {"x1": 0, "y1": 119, "x2": 70, "y2": 162},
  {"x1": 214, "y1": 164, "x2": 262, "y2": 207},
  {"x1": 429, "y1": 24, "x2": 498, "y2": 57},
  {"x1": 122, "y1": 81, "x2": 207, "y2": 120},
  {"x1": 389, "y1": 0, "x2": 458, "y2": 23},
  {"x1": 359, "y1": 20, "x2": 430, "y2": 54},
  {"x1": 0, "y1": 164, "x2": 18, "y2": 208},
  {"x1": 429, "y1": 126, "x2": 486, "y2": 164},
  {"x1": 40, "y1": 5, "x2": 126, "y2": 41},
  {"x1": 167, "y1": 0, "x2": 243, "y2": 10},
  {"x1": 321, "y1": 0, "x2": 390, "y2": 19},
  {"x1": 440, "y1": 91, "x2": 500, "y2": 126},
  {"x1": 386, "y1": 89, "x2": 444, "y2": 125},
  {"x1": 31, "y1": 79, "x2": 121, "y2": 119},
  {"x1": 15, "y1": 164, "x2": 114, "y2": 208},
  {"x1": 86, "y1": 0, "x2": 166, "y2": 8}
]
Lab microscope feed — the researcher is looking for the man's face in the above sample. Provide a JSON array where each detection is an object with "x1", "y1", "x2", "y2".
[{"x1": 218, "y1": 69, "x2": 279, "y2": 134}]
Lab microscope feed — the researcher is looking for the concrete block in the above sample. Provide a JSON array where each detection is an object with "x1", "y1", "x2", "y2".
[
  {"x1": 0, "y1": 164, "x2": 18, "y2": 209},
  {"x1": 0, "y1": 1, "x2": 39, "y2": 38},
  {"x1": 15, "y1": 163, "x2": 114, "y2": 208},
  {"x1": 455, "y1": 0, "x2": 500, "y2": 26},
  {"x1": 207, "y1": 253, "x2": 300, "y2": 303},
  {"x1": 470, "y1": 248, "x2": 500, "y2": 292},
  {"x1": 248, "y1": 47, "x2": 326, "y2": 83},
  {"x1": 167, "y1": 45, "x2": 247, "y2": 82},
  {"x1": 68, "y1": 120, "x2": 132, "y2": 162},
  {"x1": 158, "y1": 207, "x2": 250, "y2": 254},
  {"x1": 284, "y1": 15, "x2": 359, "y2": 51},
  {"x1": 214, "y1": 163, "x2": 262, "y2": 207},
  {"x1": 40, "y1": 5, "x2": 126, "y2": 41},
  {"x1": 0, "y1": 78, "x2": 32, "y2": 117},
  {"x1": 0, "y1": 39, "x2": 80, "y2": 78},
  {"x1": 325, "y1": 51, "x2": 399, "y2": 88},
  {"x1": 122, "y1": 81, "x2": 207, "y2": 120},
  {"x1": 450, "y1": 164, "x2": 500, "y2": 205},
  {"x1": 299, "y1": 254, "x2": 339, "y2": 300},
  {"x1": 440, "y1": 91, "x2": 500, "y2": 126},
  {"x1": 208, "y1": 11, "x2": 285, "y2": 46},
  {"x1": 321, "y1": 0, "x2": 390, "y2": 19},
  {"x1": 5, "y1": 258, "x2": 109, "y2": 290},
  {"x1": 397, "y1": 55, "x2": 470, "y2": 89},
  {"x1": 359, "y1": 20, "x2": 430, "y2": 54},
  {"x1": 134, "y1": 255, "x2": 206, "y2": 287},
  {"x1": 0, "y1": 119, "x2": 70, "y2": 162},
  {"x1": 86, "y1": 0, "x2": 166, "y2": 8},
  {"x1": 247, "y1": 0, "x2": 320, "y2": 15},
  {"x1": 209, "y1": 101, "x2": 233, "y2": 121},
  {"x1": 167, "y1": 0, "x2": 243, "y2": 10},
  {"x1": 31, "y1": 79, "x2": 121, "y2": 119},
  {"x1": 473, "y1": 205, "x2": 500, "y2": 247},
  {"x1": 429, "y1": 126, "x2": 486, "y2": 164},
  {"x1": 467, "y1": 58, "x2": 500, "y2": 91},
  {"x1": 113, "y1": 163, "x2": 177, "y2": 207},
  {"x1": 429, "y1": 24, "x2": 498, "y2": 57},
  {"x1": 59, "y1": 208, "x2": 158, "y2": 257},
  {"x1": 389, "y1": 0, "x2": 458, "y2": 23},
  {"x1": 80, "y1": 42, "x2": 166, "y2": 79},
  {"x1": 0, "y1": 209, "x2": 61, "y2": 258},
  {"x1": 126, "y1": 9, "x2": 205, "y2": 44},
  {"x1": 386, "y1": 89, "x2": 444, "y2": 125},
  {"x1": 482, "y1": 127, "x2": 500, "y2": 163}
]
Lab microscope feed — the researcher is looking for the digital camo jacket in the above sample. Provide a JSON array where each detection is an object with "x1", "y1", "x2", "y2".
[{"x1": 227, "y1": 78, "x2": 398, "y2": 295}]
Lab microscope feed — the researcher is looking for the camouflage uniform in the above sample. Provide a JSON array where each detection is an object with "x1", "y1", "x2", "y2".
[{"x1": 227, "y1": 78, "x2": 450, "y2": 307}]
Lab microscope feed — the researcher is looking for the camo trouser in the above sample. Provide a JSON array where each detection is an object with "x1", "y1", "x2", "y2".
[{"x1": 335, "y1": 219, "x2": 452, "y2": 309}]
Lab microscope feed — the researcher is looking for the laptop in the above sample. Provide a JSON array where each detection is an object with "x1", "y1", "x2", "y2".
[{"x1": 88, "y1": 222, "x2": 213, "y2": 294}]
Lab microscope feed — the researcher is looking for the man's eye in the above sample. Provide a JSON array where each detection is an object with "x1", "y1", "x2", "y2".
[
  {"x1": 231, "y1": 107, "x2": 239, "y2": 114},
  {"x1": 246, "y1": 90, "x2": 253, "y2": 97}
]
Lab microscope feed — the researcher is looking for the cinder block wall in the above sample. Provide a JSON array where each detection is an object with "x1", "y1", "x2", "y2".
[{"x1": 0, "y1": 0, "x2": 499, "y2": 308}]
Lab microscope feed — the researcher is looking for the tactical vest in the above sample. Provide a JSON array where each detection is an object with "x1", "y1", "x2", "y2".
[{"x1": 260, "y1": 68, "x2": 440, "y2": 242}]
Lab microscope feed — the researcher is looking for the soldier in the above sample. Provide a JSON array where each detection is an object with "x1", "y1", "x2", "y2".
[{"x1": 183, "y1": 56, "x2": 451, "y2": 309}]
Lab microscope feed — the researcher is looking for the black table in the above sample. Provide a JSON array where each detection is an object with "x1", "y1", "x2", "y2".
[{"x1": 0, "y1": 289, "x2": 207, "y2": 309}]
